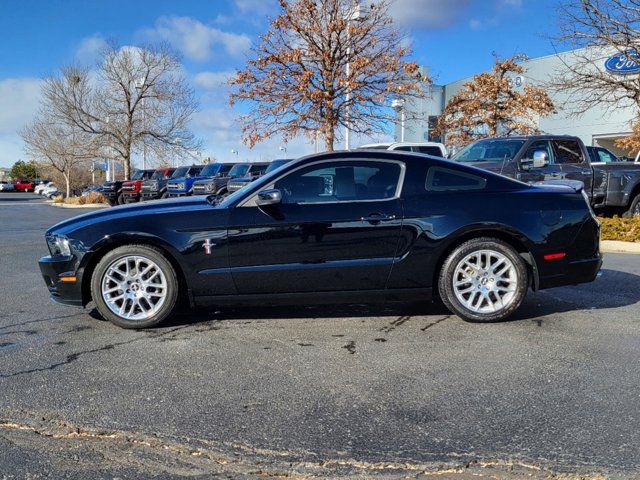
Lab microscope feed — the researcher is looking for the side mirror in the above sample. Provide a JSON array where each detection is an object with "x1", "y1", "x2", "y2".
[
  {"x1": 256, "y1": 188, "x2": 282, "y2": 206},
  {"x1": 522, "y1": 150, "x2": 549, "y2": 170}
]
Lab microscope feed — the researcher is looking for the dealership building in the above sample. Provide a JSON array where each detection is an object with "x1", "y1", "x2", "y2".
[{"x1": 396, "y1": 48, "x2": 638, "y2": 156}]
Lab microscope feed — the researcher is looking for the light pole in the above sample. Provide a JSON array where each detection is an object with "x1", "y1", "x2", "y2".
[
  {"x1": 279, "y1": 146, "x2": 287, "y2": 156},
  {"x1": 231, "y1": 149, "x2": 239, "y2": 161},
  {"x1": 344, "y1": 2, "x2": 362, "y2": 150},
  {"x1": 392, "y1": 99, "x2": 406, "y2": 143},
  {"x1": 135, "y1": 77, "x2": 147, "y2": 170}
]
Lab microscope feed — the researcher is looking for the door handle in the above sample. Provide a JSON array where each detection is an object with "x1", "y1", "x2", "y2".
[{"x1": 361, "y1": 213, "x2": 396, "y2": 224}]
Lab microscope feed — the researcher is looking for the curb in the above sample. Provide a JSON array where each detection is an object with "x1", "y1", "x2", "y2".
[
  {"x1": 50, "y1": 203, "x2": 109, "y2": 209},
  {"x1": 601, "y1": 240, "x2": 640, "y2": 254}
]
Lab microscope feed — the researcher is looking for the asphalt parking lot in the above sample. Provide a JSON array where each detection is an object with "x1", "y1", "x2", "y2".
[{"x1": 1, "y1": 192, "x2": 640, "y2": 479}]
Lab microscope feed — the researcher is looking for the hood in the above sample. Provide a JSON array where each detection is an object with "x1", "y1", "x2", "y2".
[
  {"x1": 193, "y1": 177, "x2": 219, "y2": 185},
  {"x1": 47, "y1": 195, "x2": 213, "y2": 236},
  {"x1": 228, "y1": 177, "x2": 253, "y2": 184}
]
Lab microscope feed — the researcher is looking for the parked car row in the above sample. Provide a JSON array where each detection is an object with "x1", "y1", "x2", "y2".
[
  {"x1": 0, "y1": 179, "x2": 38, "y2": 192},
  {"x1": 98, "y1": 160, "x2": 293, "y2": 206}
]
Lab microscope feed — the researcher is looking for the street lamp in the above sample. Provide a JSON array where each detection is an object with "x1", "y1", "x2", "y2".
[
  {"x1": 279, "y1": 146, "x2": 287, "y2": 155},
  {"x1": 135, "y1": 77, "x2": 147, "y2": 170},
  {"x1": 344, "y1": 1, "x2": 363, "y2": 150},
  {"x1": 392, "y1": 99, "x2": 406, "y2": 143},
  {"x1": 231, "y1": 149, "x2": 239, "y2": 159}
]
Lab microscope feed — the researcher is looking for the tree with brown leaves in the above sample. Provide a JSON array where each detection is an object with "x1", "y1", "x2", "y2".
[
  {"x1": 42, "y1": 44, "x2": 199, "y2": 179},
  {"x1": 436, "y1": 54, "x2": 556, "y2": 147},
  {"x1": 552, "y1": 0, "x2": 640, "y2": 154},
  {"x1": 229, "y1": 0, "x2": 426, "y2": 151}
]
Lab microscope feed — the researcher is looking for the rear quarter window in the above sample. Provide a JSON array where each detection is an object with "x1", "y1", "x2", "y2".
[{"x1": 425, "y1": 167, "x2": 487, "y2": 192}]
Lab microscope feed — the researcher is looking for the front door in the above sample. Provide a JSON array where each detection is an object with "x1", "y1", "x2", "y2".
[
  {"x1": 516, "y1": 140, "x2": 563, "y2": 183},
  {"x1": 227, "y1": 159, "x2": 405, "y2": 294}
]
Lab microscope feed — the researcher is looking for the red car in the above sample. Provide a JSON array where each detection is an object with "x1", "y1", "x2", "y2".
[
  {"x1": 120, "y1": 169, "x2": 157, "y2": 203},
  {"x1": 14, "y1": 179, "x2": 35, "y2": 192}
]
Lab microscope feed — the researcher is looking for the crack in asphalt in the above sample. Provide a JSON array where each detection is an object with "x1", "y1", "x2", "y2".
[
  {"x1": 421, "y1": 315, "x2": 451, "y2": 331},
  {"x1": 0, "y1": 325, "x2": 190, "y2": 379},
  {"x1": 0, "y1": 410, "x2": 614, "y2": 479}
]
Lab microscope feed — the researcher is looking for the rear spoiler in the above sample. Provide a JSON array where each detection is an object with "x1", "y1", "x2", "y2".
[{"x1": 533, "y1": 179, "x2": 584, "y2": 193}]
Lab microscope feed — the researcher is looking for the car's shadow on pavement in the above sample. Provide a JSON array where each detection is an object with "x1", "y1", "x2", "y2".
[{"x1": 86, "y1": 268, "x2": 640, "y2": 329}]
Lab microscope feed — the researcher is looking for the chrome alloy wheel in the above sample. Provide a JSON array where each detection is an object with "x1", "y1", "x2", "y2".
[
  {"x1": 452, "y1": 249, "x2": 517, "y2": 314},
  {"x1": 101, "y1": 255, "x2": 168, "y2": 321}
]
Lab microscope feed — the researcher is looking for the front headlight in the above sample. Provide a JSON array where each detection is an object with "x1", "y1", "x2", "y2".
[
  {"x1": 46, "y1": 235, "x2": 71, "y2": 257},
  {"x1": 205, "y1": 183, "x2": 215, "y2": 191}
]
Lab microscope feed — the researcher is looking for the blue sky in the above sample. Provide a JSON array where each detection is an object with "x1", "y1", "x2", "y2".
[{"x1": 0, "y1": 0, "x2": 562, "y2": 168}]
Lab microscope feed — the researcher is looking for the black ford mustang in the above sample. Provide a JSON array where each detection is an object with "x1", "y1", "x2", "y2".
[{"x1": 39, "y1": 150, "x2": 602, "y2": 328}]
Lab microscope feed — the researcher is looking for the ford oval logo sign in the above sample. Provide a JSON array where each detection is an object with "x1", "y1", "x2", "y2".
[{"x1": 605, "y1": 51, "x2": 640, "y2": 74}]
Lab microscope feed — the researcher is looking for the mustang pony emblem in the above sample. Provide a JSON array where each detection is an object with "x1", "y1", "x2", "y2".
[{"x1": 203, "y1": 239, "x2": 215, "y2": 254}]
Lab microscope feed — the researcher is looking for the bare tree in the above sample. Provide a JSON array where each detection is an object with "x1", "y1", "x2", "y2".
[
  {"x1": 21, "y1": 115, "x2": 101, "y2": 197},
  {"x1": 436, "y1": 54, "x2": 556, "y2": 147},
  {"x1": 42, "y1": 44, "x2": 200, "y2": 179},
  {"x1": 552, "y1": 1, "x2": 640, "y2": 152},
  {"x1": 229, "y1": 0, "x2": 426, "y2": 151}
]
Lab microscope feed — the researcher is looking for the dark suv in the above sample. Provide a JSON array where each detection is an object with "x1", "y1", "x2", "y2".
[
  {"x1": 227, "y1": 159, "x2": 291, "y2": 193},
  {"x1": 140, "y1": 167, "x2": 177, "y2": 201},
  {"x1": 192, "y1": 162, "x2": 268, "y2": 196}
]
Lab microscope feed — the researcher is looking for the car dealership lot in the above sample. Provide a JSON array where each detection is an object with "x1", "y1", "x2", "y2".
[{"x1": 1, "y1": 193, "x2": 640, "y2": 478}]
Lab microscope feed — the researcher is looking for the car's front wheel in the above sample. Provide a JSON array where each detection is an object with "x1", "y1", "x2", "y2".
[
  {"x1": 438, "y1": 238, "x2": 528, "y2": 322},
  {"x1": 91, "y1": 245, "x2": 179, "y2": 328}
]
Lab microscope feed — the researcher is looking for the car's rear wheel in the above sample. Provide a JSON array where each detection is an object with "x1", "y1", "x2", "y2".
[
  {"x1": 438, "y1": 238, "x2": 528, "y2": 322},
  {"x1": 91, "y1": 245, "x2": 178, "y2": 328}
]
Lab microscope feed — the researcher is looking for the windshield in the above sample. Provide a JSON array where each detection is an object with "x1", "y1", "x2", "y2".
[
  {"x1": 171, "y1": 166, "x2": 189, "y2": 178},
  {"x1": 452, "y1": 139, "x2": 526, "y2": 163},
  {"x1": 131, "y1": 170, "x2": 144, "y2": 180},
  {"x1": 200, "y1": 163, "x2": 221, "y2": 176},
  {"x1": 229, "y1": 164, "x2": 250, "y2": 178},
  {"x1": 266, "y1": 160, "x2": 290, "y2": 173}
]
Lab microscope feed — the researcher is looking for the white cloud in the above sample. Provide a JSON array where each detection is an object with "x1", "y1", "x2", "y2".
[
  {"x1": 142, "y1": 16, "x2": 251, "y2": 61},
  {"x1": 234, "y1": 0, "x2": 278, "y2": 15},
  {"x1": 193, "y1": 70, "x2": 235, "y2": 89},
  {"x1": 390, "y1": 0, "x2": 473, "y2": 29},
  {"x1": 0, "y1": 78, "x2": 41, "y2": 167},
  {"x1": 75, "y1": 34, "x2": 108, "y2": 65}
]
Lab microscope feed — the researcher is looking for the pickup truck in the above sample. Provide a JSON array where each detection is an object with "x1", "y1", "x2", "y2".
[
  {"x1": 452, "y1": 135, "x2": 640, "y2": 216},
  {"x1": 192, "y1": 162, "x2": 266, "y2": 196}
]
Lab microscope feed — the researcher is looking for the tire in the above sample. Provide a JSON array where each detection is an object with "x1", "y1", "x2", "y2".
[
  {"x1": 117, "y1": 193, "x2": 125, "y2": 205},
  {"x1": 90, "y1": 245, "x2": 179, "y2": 329},
  {"x1": 161, "y1": 191, "x2": 168, "y2": 199},
  {"x1": 623, "y1": 193, "x2": 640, "y2": 218},
  {"x1": 438, "y1": 238, "x2": 528, "y2": 323}
]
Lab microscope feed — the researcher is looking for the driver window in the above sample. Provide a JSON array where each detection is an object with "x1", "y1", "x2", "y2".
[
  {"x1": 274, "y1": 160, "x2": 402, "y2": 204},
  {"x1": 522, "y1": 140, "x2": 554, "y2": 164}
]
